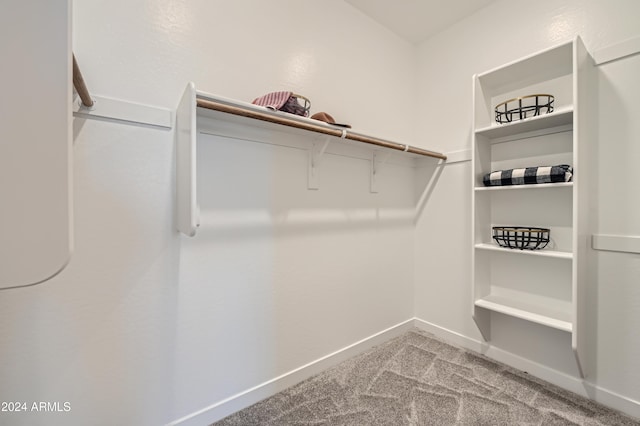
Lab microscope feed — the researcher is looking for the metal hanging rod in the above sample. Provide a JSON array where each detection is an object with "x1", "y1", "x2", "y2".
[
  {"x1": 72, "y1": 54, "x2": 94, "y2": 107},
  {"x1": 196, "y1": 98, "x2": 447, "y2": 160}
]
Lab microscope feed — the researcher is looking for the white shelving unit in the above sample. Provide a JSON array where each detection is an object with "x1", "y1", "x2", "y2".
[{"x1": 471, "y1": 37, "x2": 593, "y2": 377}]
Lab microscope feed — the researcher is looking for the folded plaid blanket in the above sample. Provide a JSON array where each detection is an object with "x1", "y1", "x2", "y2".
[{"x1": 483, "y1": 164, "x2": 573, "y2": 186}]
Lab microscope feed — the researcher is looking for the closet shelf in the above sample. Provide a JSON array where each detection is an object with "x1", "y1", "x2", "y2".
[
  {"x1": 474, "y1": 243, "x2": 573, "y2": 259},
  {"x1": 176, "y1": 82, "x2": 446, "y2": 237},
  {"x1": 475, "y1": 182, "x2": 573, "y2": 192},
  {"x1": 195, "y1": 94, "x2": 446, "y2": 160},
  {"x1": 475, "y1": 294, "x2": 573, "y2": 332},
  {"x1": 475, "y1": 107, "x2": 573, "y2": 141}
]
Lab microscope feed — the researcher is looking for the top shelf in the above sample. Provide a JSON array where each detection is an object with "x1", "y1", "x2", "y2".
[
  {"x1": 176, "y1": 82, "x2": 447, "y2": 237},
  {"x1": 477, "y1": 41, "x2": 573, "y2": 94},
  {"x1": 473, "y1": 39, "x2": 578, "y2": 133},
  {"x1": 195, "y1": 90, "x2": 446, "y2": 161}
]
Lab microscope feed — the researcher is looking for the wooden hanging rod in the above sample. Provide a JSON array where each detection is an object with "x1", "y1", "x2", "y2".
[
  {"x1": 196, "y1": 98, "x2": 447, "y2": 160},
  {"x1": 72, "y1": 54, "x2": 94, "y2": 107}
]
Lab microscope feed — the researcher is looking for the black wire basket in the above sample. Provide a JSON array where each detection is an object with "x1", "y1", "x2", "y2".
[
  {"x1": 495, "y1": 94, "x2": 554, "y2": 124},
  {"x1": 492, "y1": 226, "x2": 550, "y2": 250}
]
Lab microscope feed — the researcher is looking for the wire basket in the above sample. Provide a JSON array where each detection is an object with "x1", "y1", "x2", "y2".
[
  {"x1": 495, "y1": 94, "x2": 554, "y2": 124},
  {"x1": 492, "y1": 226, "x2": 550, "y2": 250}
]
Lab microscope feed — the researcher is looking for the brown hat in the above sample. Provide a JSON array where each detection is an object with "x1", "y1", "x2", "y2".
[{"x1": 310, "y1": 112, "x2": 351, "y2": 128}]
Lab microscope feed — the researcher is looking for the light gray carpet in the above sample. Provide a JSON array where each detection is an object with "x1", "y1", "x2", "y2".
[{"x1": 213, "y1": 329, "x2": 640, "y2": 425}]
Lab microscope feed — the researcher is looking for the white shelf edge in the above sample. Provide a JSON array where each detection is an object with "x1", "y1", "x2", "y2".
[
  {"x1": 475, "y1": 297, "x2": 573, "y2": 332},
  {"x1": 474, "y1": 243, "x2": 573, "y2": 259},
  {"x1": 475, "y1": 182, "x2": 573, "y2": 192},
  {"x1": 475, "y1": 106, "x2": 573, "y2": 133},
  {"x1": 476, "y1": 39, "x2": 574, "y2": 81},
  {"x1": 475, "y1": 107, "x2": 573, "y2": 139}
]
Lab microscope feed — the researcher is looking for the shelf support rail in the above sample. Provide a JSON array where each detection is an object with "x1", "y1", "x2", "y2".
[
  {"x1": 72, "y1": 53, "x2": 94, "y2": 108},
  {"x1": 195, "y1": 98, "x2": 447, "y2": 161}
]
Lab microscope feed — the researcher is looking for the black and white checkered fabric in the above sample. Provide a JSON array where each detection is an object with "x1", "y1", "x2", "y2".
[{"x1": 483, "y1": 164, "x2": 573, "y2": 187}]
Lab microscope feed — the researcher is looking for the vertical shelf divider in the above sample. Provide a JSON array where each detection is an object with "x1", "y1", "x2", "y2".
[{"x1": 571, "y1": 36, "x2": 595, "y2": 379}]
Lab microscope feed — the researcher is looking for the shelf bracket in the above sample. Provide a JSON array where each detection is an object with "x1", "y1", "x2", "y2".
[
  {"x1": 177, "y1": 82, "x2": 199, "y2": 236},
  {"x1": 308, "y1": 138, "x2": 331, "y2": 190},
  {"x1": 370, "y1": 150, "x2": 392, "y2": 193}
]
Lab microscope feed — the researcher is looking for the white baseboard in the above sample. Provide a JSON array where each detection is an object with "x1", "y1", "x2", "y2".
[
  {"x1": 413, "y1": 317, "x2": 640, "y2": 420},
  {"x1": 413, "y1": 318, "x2": 584, "y2": 391},
  {"x1": 167, "y1": 318, "x2": 416, "y2": 426}
]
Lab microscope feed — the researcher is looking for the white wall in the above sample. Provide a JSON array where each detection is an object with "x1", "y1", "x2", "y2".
[
  {"x1": 174, "y1": 131, "x2": 417, "y2": 422},
  {"x1": 72, "y1": 0, "x2": 418, "y2": 143},
  {"x1": 414, "y1": 0, "x2": 640, "y2": 413},
  {"x1": 0, "y1": 119, "x2": 177, "y2": 426},
  {"x1": 0, "y1": 1, "x2": 419, "y2": 425},
  {"x1": 590, "y1": 50, "x2": 640, "y2": 405}
]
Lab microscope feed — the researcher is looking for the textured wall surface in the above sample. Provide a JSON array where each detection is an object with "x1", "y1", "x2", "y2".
[
  {"x1": 1, "y1": 1, "x2": 419, "y2": 425},
  {"x1": 413, "y1": 0, "x2": 640, "y2": 412},
  {"x1": 1, "y1": 1, "x2": 639, "y2": 425}
]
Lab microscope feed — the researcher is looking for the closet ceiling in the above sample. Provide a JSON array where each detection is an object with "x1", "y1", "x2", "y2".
[{"x1": 345, "y1": 0, "x2": 497, "y2": 44}]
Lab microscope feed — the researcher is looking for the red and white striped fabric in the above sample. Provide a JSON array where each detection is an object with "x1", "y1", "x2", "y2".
[{"x1": 252, "y1": 91, "x2": 293, "y2": 110}]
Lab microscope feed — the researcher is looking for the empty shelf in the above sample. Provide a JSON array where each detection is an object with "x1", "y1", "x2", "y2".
[{"x1": 475, "y1": 294, "x2": 572, "y2": 332}]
